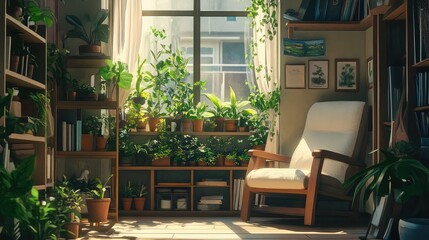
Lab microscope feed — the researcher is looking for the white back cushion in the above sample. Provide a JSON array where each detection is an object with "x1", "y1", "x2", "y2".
[{"x1": 289, "y1": 101, "x2": 365, "y2": 174}]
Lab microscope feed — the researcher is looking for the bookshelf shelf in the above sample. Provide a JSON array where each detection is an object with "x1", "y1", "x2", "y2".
[
  {"x1": 9, "y1": 133, "x2": 46, "y2": 143},
  {"x1": 414, "y1": 106, "x2": 429, "y2": 112},
  {"x1": 285, "y1": 15, "x2": 372, "y2": 32},
  {"x1": 56, "y1": 151, "x2": 117, "y2": 159},
  {"x1": 383, "y1": 2, "x2": 406, "y2": 20},
  {"x1": 57, "y1": 100, "x2": 118, "y2": 109},
  {"x1": 412, "y1": 58, "x2": 429, "y2": 68},
  {"x1": 34, "y1": 184, "x2": 47, "y2": 190},
  {"x1": 6, "y1": 69, "x2": 46, "y2": 90},
  {"x1": 119, "y1": 166, "x2": 248, "y2": 171},
  {"x1": 67, "y1": 55, "x2": 109, "y2": 68},
  {"x1": 6, "y1": 14, "x2": 45, "y2": 43}
]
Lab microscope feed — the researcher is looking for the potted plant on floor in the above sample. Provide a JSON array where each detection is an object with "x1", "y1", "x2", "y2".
[
  {"x1": 51, "y1": 176, "x2": 84, "y2": 239},
  {"x1": 133, "y1": 183, "x2": 147, "y2": 211},
  {"x1": 122, "y1": 181, "x2": 134, "y2": 211},
  {"x1": 64, "y1": 9, "x2": 109, "y2": 55},
  {"x1": 343, "y1": 142, "x2": 429, "y2": 240},
  {"x1": 205, "y1": 93, "x2": 227, "y2": 132},
  {"x1": 86, "y1": 174, "x2": 113, "y2": 226}
]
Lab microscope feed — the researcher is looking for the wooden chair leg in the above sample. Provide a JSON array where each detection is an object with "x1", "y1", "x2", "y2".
[
  {"x1": 240, "y1": 183, "x2": 253, "y2": 221},
  {"x1": 304, "y1": 191, "x2": 317, "y2": 226}
]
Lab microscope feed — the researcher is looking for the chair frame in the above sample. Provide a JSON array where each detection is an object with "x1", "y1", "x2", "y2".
[{"x1": 240, "y1": 104, "x2": 368, "y2": 225}]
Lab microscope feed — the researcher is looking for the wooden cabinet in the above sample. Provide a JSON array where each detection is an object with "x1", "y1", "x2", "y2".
[
  {"x1": 1, "y1": 1, "x2": 49, "y2": 189},
  {"x1": 118, "y1": 166, "x2": 247, "y2": 216},
  {"x1": 54, "y1": 57, "x2": 119, "y2": 221}
]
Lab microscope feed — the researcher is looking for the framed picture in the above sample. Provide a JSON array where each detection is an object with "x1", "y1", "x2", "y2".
[
  {"x1": 367, "y1": 57, "x2": 373, "y2": 89},
  {"x1": 285, "y1": 64, "x2": 305, "y2": 89},
  {"x1": 308, "y1": 60, "x2": 329, "y2": 89},
  {"x1": 335, "y1": 59, "x2": 359, "y2": 92},
  {"x1": 283, "y1": 38, "x2": 326, "y2": 57}
]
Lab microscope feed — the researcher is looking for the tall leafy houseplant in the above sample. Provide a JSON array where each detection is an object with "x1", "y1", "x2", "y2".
[
  {"x1": 205, "y1": 93, "x2": 227, "y2": 132},
  {"x1": 224, "y1": 87, "x2": 256, "y2": 132},
  {"x1": 64, "y1": 9, "x2": 109, "y2": 54},
  {"x1": 343, "y1": 147, "x2": 429, "y2": 239},
  {"x1": 98, "y1": 59, "x2": 133, "y2": 100},
  {"x1": 25, "y1": 0, "x2": 56, "y2": 28},
  {"x1": 86, "y1": 174, "x2": 113, "y2": 225}
]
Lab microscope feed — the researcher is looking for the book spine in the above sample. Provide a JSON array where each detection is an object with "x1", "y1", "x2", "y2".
[
  {"x1": 67, "y1": 124, "x2": 72, "y2": 151},
  {"x1": 62, "y1": 121, "x2": 67, "y2": 151},
  {"x1": 76, "y1": 120, "x2": 82, "y2": 151},
  {"x1": 6, "y1": 36, "x2": 11, "y2": 69}
]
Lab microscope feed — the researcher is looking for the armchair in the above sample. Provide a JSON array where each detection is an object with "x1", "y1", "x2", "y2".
[{"x1": 240, "y1": 101, "x2": 368, "y2": 225}]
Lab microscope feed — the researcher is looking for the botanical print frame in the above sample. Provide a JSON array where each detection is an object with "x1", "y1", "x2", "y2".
[
  {"x1": 308, "y1": 60, "x2": 329, "y2": 89},
  {"x1": 367, "y1": 57, "x2": 373, "y2": 89},
  {"x1": 335, "y1": 59, "x2": 359, "y2": 92},
  {"x1": 285, "y1": 64, "x2": 306, "y2": 89}
]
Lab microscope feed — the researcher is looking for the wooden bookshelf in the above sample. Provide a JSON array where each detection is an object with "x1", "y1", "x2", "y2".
[
  {"x1": 56, "y1": 151, "x2": 117, "y2": 159},
  {"x1": 285, "y1": 15, "x2": 372, "y2": 32},
  {"x1": 5, "y1": 14, "x2": 45, "y2": 43},
  {"x1": 383, "y1": 2, "x2": 406, "y2": 20},
  {"x1": 129, "y1": 131, "x2": 251, "y2": 136},
  {"x1": 6, "y1": 69, "x2": 46, "y2": 90},
  {"x1": 412, "y1": 58, "x2": 429, "y2": 68},
  {"x1": 57, "y1": 100, "x2": 118, "y2": 109}
]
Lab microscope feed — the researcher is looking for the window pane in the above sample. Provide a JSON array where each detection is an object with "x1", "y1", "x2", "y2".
[
  {"x1": 141, "y1": 16, "x2": 194, "y2": 84},
  {"x1": 142, "y1": 0, "x2": 193, "y2": 10},
  {"x1": 201, "y1": 0, "x2": 250, "y2": 11},
  {"x1": 200, "y1": 17, "x2": 251, "y2": 103}
]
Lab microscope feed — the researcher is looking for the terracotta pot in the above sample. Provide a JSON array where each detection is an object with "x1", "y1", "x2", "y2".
[
  {"x1": 63, "y1": 222, "x2": 79, "y2": 239},
  {"x1": 216, "y1": 155, "x2": 225, "y2": 166},
  {"x1": 96, "y1": 136, "x2": 107, "y2": 151},
  {"x1": 134, "y1": 197, "x2": 146, "y2": 211},
  {"x1": 136, "y1": 119, "x2": 147, "y2": 132},
  {"x1": 224, "y1": 119, "x2": 238, "y2": 132},
  {"x1": 66, "y1": 91, "x2": 76, "y2": 101},
  {"x1": 79, "y1": 44, "x2": 101, "y2": 54},
  {"x1": 181, "y1": 119, "x2": 192, "y2": 132},
  {"x1": 252, "y1": 144, "x2": 266, "y2": 150},
  {"x1": 86, "y1": 198, "x2": 111, "y2": 224},
  {"x1": 225, "y1": 158, "x2": 236, "y2": 166},
  {"x1": 122, "y1": 198, "x2": 133, "y2": 211},
  {"x1": 214, "y1": 117, "x2": 225, "y2": 132},
  {"x1": 152, "y1": 156, "x2": 170, "y2": 166},
  {"x1": 148, "y1": 117, "x2": 160, "y2": 132},
  {"x1": 241, "y1": 162, "x2": 249, "y2": 167},
  {"x1": 26, "y1": 64, "x2": 34, "y2": 79},
  {"x1": 10, "y1": 55, "x2": 20, "y2": 72},
  {"x1": 81, "y1": 134, "x2": 93, "y2": 151},
  {"x1": 197, "y1": 160, "x2": 207, "y2": 166},
  {"x1": 192, "y1": 119, "x2": 204, "y2": 132}
]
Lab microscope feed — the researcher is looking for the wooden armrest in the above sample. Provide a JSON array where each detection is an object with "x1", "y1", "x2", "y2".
[
  {"x1": 248, "y1": 150, "x2": 291, "y2": 163},
  {"x1": 312, "y1": 149, "x2": 365, "y2": 168}
]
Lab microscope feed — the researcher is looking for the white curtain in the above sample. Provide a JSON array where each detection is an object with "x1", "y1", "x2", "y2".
[
  {"x1": 109, "y1": 0, "x2": 142, "y2": 104},
  {"x1": 249, "y1": 1, "x2": 280, "y2": 154}
]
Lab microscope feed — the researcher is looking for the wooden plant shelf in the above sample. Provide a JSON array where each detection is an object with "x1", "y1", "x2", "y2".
[
  {"x1": 67, "y1": 55, "x2": 110, "y2": 68},
  {"x1": 33, "y1": 184, "x2": 47, "y2": 190},
  {"x1": 414, "y1": 106, "x2": 429, "y2": 112},
  {"x1": 6, "y1": 14, "x2": 45, "y2": 43},
  {"x1": 285, "y1": 15, "x2": 372, "y2": 32},
  {"x1": 119, "y1": 166, "x2": 248, "y2": 171},
  {"x1": 6, "y1": 69, "x2": 46, "y2": 90},
  {"x1": 129, "y1": 131, "x2": 251, "y2": 136},
  {"x1": 412, "y1": 58, "x2": 429, "y2": 68},
  {"x1": 56, "y1": 151, "x2": 117, "y2": 159},
  {"x1": 57, "y1": 100, "x2": 118, "y2": 109}
]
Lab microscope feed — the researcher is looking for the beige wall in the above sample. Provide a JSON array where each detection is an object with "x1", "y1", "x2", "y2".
[{"x1": 279, "y1": 1, "x2": 370, "y2": 156}]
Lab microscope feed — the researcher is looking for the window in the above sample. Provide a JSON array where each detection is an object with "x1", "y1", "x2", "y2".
[{"x1": 141, "y1": 0, "x2": 252, "y2": 103}]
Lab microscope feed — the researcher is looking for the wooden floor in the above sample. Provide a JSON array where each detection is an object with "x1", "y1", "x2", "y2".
[{"x1": 79, "y1": 216, "x2": 369, "y2": 240}]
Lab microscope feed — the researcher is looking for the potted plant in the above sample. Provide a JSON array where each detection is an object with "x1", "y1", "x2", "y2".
[
  {"x1": 98, "y1": 59, "x2": 133, "y2": 101},
  {"x1": 207, "y1": 136, "x2": 234, "y2": 166},
  {"x1": 133, "y1": 183, "x2": 147, "y2": 211},
  {"x1": 344, "y1": 143, "x2": 429, "y2": 239},
  {"x1": 238, "y1": 150, "x2": 250, "y2": 167},
  {"x1": 64, "y1": 9, "x2": 109, "y2": 54},
  {"x1": 27, "y1": 92, "x2": 49, "y2": 136},
  {"x1": 132, "y1": 57, "x2": 150, "y2": 105},
  {"x1": 134, "y1": 143, "x2": 151, "y2": 166},
  {"x1": 224, "y1": 87, "x2": 256, "y2": 132},
  {"x1": 205, "y1": 93, "x2": 227, "y2": 132},
  {"x1": 122, "y1": 181, "x2": 134, "y2": 211},
  {"x1": 94, "y1": 114, "x2": 110, "y2": 151},
  {"x1": 51, "y1": 176, "x2": 84, "y2": 239},
  {"x1": 25, "y1": 0, "x2": 56, "y2": 29},
  {"x1": 149, "y1": 138, "x2": 172, "y2": 166},
  {"x1": 82, "y1": 116, "x2": 98, "y2": 151},
  {"x1": 86, "y1": 174, "x2": 113, "y2": 226},
  {"x1": 119, "y1": 129, "x2": 136, "y2": 166},
  {"x1": 225, "y1": 152, "x2": 238, "y2": 166},
  {"x1": 196, "y1": 146, "x2": 216, "y2": 166},
  {"x1": 204, "y1": 118, "x2": 217, "y2": 132},
  {"x1": 76, "y1": 82, "x2": 97, "y2": 101},
  {"x1": 9, "y1": 31, "x2": 23, "y2": 73},
  {"x1": 187, "y1": 102, "x2": 212, "y2": 132},
  {"x1": 26, "y1": 52, "x2": 37, "y2": 79}
]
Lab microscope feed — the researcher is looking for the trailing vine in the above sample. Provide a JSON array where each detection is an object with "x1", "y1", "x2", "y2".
[{"x1": 245, "y1": 0, "x2": 280, "y2": 142}]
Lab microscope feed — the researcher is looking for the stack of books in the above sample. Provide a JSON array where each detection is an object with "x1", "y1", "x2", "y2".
[
  {"x1": 197, "y1": 195, "x2": 223, "y2": 211},
  {"x1": 196, "y1": 179, "x2": 227, "y2": 187}
]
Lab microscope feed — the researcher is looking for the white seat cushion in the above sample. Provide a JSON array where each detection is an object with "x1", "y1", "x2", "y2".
[{"x1": 246, "y1": 168, "x2": 310, "y2": 190}]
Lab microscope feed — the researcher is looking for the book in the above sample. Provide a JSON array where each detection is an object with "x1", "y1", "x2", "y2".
[
  {"x1": 238, "y1": 179, "x2": 244, "y2": 210},
  {"x1": 62, "y1": 121, "x2": 67, "y2": 151},
  {"x1": 199, "y1": 199, "x2": 222, "y2": 204},
  {"x1": 67, "y1": 123, "x2": 72, "y2": 151},
  {"x1": 196, "y1": 181, "x2": 227, "y2": 186},
  {"x1": 197, "y1": 204, "x2": 221, "y2": 211},
  {"x1": 233, "y1": 179, "x2": 239, "y2": 210},
  {"x1": 200, "y1": 195, "x2": 223, "y2": 200},
  {"x1": 6, "y1": 36, "x2": 11, "y2": 69},
  {"x1": 325, "y1": 0, "x2": 343, "y2": 21},
  {"x1": 76, "y1": 120, "x2": 82, "y2": 151}
]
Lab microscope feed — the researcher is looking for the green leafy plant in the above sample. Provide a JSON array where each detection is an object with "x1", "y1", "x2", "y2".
[
  {"x1": 98, "y1": 59, "x2": 133, "y2": 99},
  {"x1": 90, "y1": 174, "x2": 113, "y2": 199},
  {"x1": 134, "y1": 183, "x2": 147, "y2": 198},
  {"x1": 204, "y1": 93, "x2": 227, "y2": 118},
  {"x1": 47, "y1": 45, "x2": 78, "y2": 91},
  {"x1": 82, "y1": 116, "x2": 100, "y2": 136},
  {"x1": 51, "y1": 176, "x2": 84, "y2": 224},
  {"x1": 76, "y1": 82, "x2": 96, "y2": 97},
  {"x1": 343, "y1": 149, "x2": 429, "y2": 217},
  {"x1": 224, "y1": 87, "x2": 256, "y2": 120},
  {"x1": 123, "y1": 181, "x2": 134, "y2": 198},
  {"x1": 28, "y1": 92, "x2": 49, "y2": 135},
  {"x1": 203, "y1": 118, "x2": 217, "y2": 132},
  {"x1": 187, "y1": 102, "x2": 212, "y2": 120},
  {"x1": 64, "y1": 9, "x2": 109, "y2": 45},
  {"x1": 118, "y1": 129, "x2": 137, "y2": 157},
  {"x1": 25, "y1": 0, "x2": 56, "y2": 28}
]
